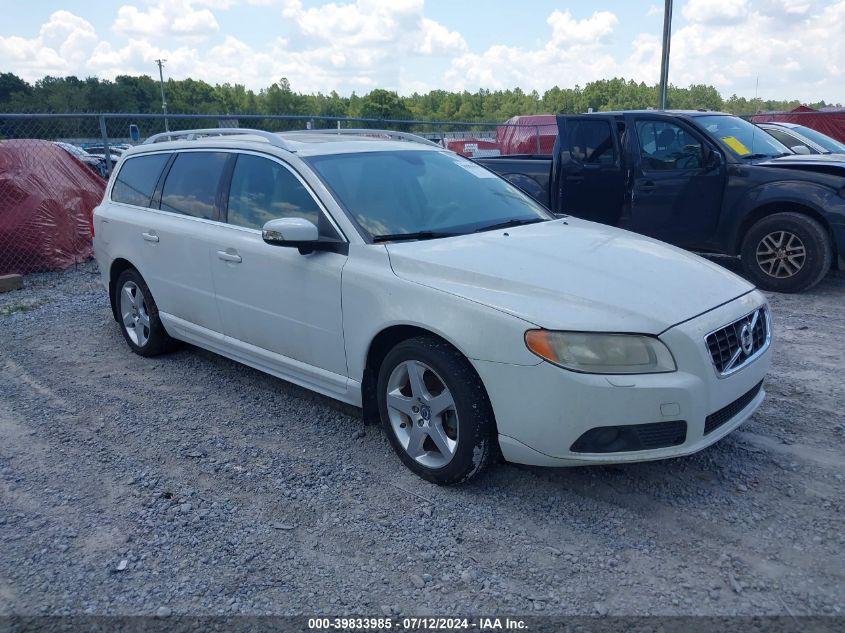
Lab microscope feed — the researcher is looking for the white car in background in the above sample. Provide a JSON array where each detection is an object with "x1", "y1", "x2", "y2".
[
  {"x1": 758, "y1": 121, "x2": 845, "y2": 156},
  {"x1": 92, "y1": 128, "x2": 772, "y2": 485}
]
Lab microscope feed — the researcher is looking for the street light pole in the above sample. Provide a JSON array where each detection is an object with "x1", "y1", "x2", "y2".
[
  {"x1": 658, "y1": 0, "x2": 673, "y2": 110},
  {"x1": 155, "y1": 59, "x2": 169, "y2": 132}
]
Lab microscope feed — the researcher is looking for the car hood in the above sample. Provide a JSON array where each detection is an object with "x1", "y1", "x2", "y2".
[
  {"x1": 385, "y1": 218, "x2": 754, "y2": 334},
  {"x1": 758, "y1": 153, "x2": 845, "y2": 173}
]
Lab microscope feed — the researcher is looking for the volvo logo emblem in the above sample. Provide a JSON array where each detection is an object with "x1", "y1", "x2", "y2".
[
  {"x1": 740, "y1": 323, "x2": 754, "y2": 356},
  {"x1": 419, "y1": 405, "x2": 431, "y2": 421}
]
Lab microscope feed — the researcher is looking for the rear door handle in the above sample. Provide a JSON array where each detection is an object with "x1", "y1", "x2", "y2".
[
  {"x1": 565, "y1": 175, "x2": 584, "y2": 183},
  {"x1": 217, "y1": 250, "x2": 242, "y2": 264},
  {"x1": 142, "y1": 231, "x2": 159, "y2": 243},
  {"x1": 638, "y1": 181, "x2": 657, "y2": 192}
]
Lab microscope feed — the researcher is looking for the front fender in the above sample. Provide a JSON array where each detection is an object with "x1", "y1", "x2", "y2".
[
  {"x1": 341, "y1": 244, "x2": 540, "y2": 384},
  {"x1": 721, "y1": 179, "x2": 845, "y2": 253}
]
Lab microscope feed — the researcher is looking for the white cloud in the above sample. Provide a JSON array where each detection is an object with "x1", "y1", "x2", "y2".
[
  {"x1": 444, "y1": 10, "x2": 620, "y2": 92},
  {"x1": 415, "y1": 17, "x2": 467, "y2": 55},
  {"x1": 113, "y1": 1, "x2": 219, "y2": 41},
  {"x1": 1, "y1": 1, "x2": 845, "y2": 103},
  {"x1": 547, "y1": 10, "x2": 618, "y2": 44},
  {"x1": 0, "y1": 11, "x2": 98, "y2": 80},
  {"x1": 682, "y1": 0, "x2": 749, "y2": 24},
  {"x1": 668, "y1": 0, "x2": 844, "y2": 99}
]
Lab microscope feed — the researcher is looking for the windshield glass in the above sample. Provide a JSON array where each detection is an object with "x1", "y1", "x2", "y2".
[
  {"x1": 306, "y1": 150, "x2": 551, "y2": 240},
  {"x1": 792, "y1": 125, "x2": 845, "y2": 154},
  {"x1": 696, "y1": 115, "x2": 791, "y2": 158}
]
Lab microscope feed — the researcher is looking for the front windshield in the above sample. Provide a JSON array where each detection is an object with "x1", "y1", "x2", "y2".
[
  {"x1": 306, "y1": 150, "x2": 551, "y2": 240},
  {"x1": 792, "y1": 125, "x2": 845, "y2": 154},
  {"x1": 696, "y1": 115, "x2": 791, "y2": 158}
]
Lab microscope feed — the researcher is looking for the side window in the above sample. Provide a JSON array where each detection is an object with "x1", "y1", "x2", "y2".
[
  {"x1": 568, "y1": 120, "x2": 617, "y2": 166},
  {"x1": 226, "y1": 154, "x2": 332, "y2": 236},
  {"x1": 111, "y1": 154, "x2": 169, "y2": 207},
  {"x1": 160, "y1": 152, "x2": 229, "y2": 220},
  {"x1": 635, "y1": 120, "x2": 705, "y2": 171}
]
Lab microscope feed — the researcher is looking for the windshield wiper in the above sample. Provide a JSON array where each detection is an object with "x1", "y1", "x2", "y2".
[
  {"x1": 473, "y1": 217, "x2": 545, "y2": 233},
  {"x1": 372, "y1": 230, "x2": 458, "y2": 243},
  {"x1": 742, "y1": 153, "x2": 775, "y2": 160}
]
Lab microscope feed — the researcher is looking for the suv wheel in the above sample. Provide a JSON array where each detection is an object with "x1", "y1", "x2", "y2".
[
  {"x1": 741, "y1": 212, "x2": 833, "y2": 293},
  {"x1": 376, "y1": 336, "x2": 496, "y2": 485},
  {"x1": 115, "y1": 269, "x2": 175, "y2": 357}
]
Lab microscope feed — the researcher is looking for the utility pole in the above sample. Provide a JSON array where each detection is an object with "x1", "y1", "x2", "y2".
[
  {"x1": 155, "y1": 59, "x2": 169, "y2": 132},
  {"x1": 658, "y1": 0, "x2": 673, "y2": 110}
]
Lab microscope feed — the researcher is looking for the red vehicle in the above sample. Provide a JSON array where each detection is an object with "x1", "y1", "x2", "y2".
[{"x1": 497, "y1": 115, "x2": 557, "y2": 155}]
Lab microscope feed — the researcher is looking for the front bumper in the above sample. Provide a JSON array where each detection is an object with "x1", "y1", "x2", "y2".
[{"x1": 475, "y1": 291, "x2": 772, "y2": 467}]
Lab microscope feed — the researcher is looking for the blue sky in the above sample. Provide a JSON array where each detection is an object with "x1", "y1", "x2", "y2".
[{"x1": 1, "y1": 1, "x2": 843, "y2": 103}]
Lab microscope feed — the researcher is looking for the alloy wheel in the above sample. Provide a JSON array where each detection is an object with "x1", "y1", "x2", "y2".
[
  {"x1": 755, "y1": 230, "x2": 806, "y2": 278},
  {"x1": 120, "y1": 281, "x2": 151, "y2": 347},
  {"x1": 385, "y1": 360, "x2": 459, "y2": 469}
]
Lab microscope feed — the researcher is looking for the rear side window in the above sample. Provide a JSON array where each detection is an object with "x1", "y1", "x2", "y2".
[
  {"x1": 160, "y1": 152, "x2": 229, "y2": 220},
  {"x1": 226, "y1": 154, "x2": 323, "y2": 231},
  {"x1": 111, "y1": 154, "x2": 169, "y2": 207},
  {"x1": 568, "y1": 120, "x2": 617, "y2": 165}
]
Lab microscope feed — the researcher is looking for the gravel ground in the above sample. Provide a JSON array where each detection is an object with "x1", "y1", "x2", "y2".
[{"x1": 0, "y1": 261, "x2": 843, "y2": 618}]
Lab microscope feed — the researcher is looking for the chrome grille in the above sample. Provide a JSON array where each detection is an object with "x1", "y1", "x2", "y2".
[{"x1": 706, "y1": 307, "x2": 770, "y2": 376}]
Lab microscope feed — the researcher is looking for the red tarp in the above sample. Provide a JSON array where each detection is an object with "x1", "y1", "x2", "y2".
[
  {"x1": 0, "y1": 139, "x2": 104, "y2": 274},
  {"x1": 752, "y1": 106, "x2": 845, "y2": 144},
  {"x1": 497, "y1": 115, "x2": 558, "y2": 155}
]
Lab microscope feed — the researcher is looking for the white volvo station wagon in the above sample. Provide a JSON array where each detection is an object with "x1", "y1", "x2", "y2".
[{"x1": 93, "y1": 128, "x2": 772, "y2": 484}]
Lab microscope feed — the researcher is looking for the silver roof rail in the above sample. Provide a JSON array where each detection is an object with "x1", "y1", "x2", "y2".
[
  {"x1": 288, "y1": 128, "x2": 442, "y2": 148},
  {"x1": 143, "y1": 128, "x2": 295, "y2": 152}
]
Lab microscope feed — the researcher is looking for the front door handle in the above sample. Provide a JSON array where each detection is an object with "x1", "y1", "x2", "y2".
[
  {"x1": 638, "y1": 181, "x2": 657, "y2": 192},
  {"x1": 142, "y1": 231, "x2": 159, "y2": 243},
  {"x1": 217, "y1": 250, "x2": 242, "y2": 263}
]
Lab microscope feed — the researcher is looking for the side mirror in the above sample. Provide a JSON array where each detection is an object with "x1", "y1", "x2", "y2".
[
  {"x1": 262, "y1": 217, "x2": 319, "y2": 247},
  {"x1": 792, "y1": 145, "x2": 812, "y2": 155},
  {"x1": 705, "y1": 149, "x2": 724, "y2": 170}
]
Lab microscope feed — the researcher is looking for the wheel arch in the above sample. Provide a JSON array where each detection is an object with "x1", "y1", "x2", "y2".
[
  {"x1": 735, "y1": 201, "x2": 837, "y2": 262},
  {"x1": 360, "y1": 324, "x2": 497, "y2": 433},
  {"x1": 108, "y1": 258, "x2": 137, "y2": 322}
]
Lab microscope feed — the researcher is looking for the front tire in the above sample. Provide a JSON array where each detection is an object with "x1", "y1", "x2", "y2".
[
  {"x1": 740, "y1": 212, "x2": 832, "y2": 293},
  {"x1": 115, "y1": 269, "x2": 175, "y2": 357},
  {"x1": 376, "y1": 336, "x2": 496, "y2": 485}
]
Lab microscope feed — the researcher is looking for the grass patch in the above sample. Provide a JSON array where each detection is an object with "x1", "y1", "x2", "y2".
[{"x1": 0, "y1": 301, "x2": 41, "y2": 316}]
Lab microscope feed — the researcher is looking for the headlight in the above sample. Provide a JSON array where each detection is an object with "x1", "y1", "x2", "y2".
[{"x1": 524, "y1": 330, "x2": 676, "y2": 374}]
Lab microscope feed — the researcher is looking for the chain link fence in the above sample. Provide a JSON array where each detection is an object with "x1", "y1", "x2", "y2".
[{"x1": 0, "y1": 113, "x2": 553, "y2": 277}]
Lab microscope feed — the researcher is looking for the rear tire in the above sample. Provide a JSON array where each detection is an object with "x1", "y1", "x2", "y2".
[
  {"x1": 740, "y1": 212, "x2": 832, "y2": 293},
  {"x1": 376, "y1": 336, "x2": 496, "y2": 485},
  {"x1": 115, "y1": 269, "x2": 175, "y2": 357}
]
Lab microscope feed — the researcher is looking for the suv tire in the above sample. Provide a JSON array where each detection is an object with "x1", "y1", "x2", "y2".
[{"x1": 741, "y1": 212, "x2": 832, "y2": 293}]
